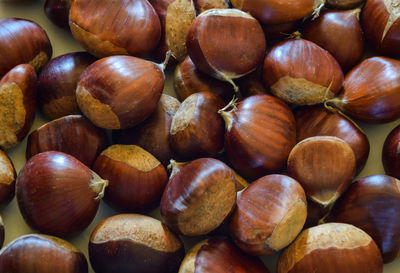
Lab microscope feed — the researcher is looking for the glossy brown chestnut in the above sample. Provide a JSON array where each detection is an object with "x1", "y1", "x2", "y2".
[
  {"x1": 179, "y1": 237, "x2": 270, "y2": 273},
  {"x1": 326, "y1": 0, "x2": 364, "y2": 9},
  {"x1": 277, "y1": 223, "x2": 383, "y2": 273},
  {"x1": 69, "y1": 0, "x2": 161, "y2": 58},
  {"x1": 0, "y1": 216, "x2": 4, "y2": 248},
  {"x1": 362, "y1": 0, "x2": 400, "y2": 59},
  {"x1": 112, "y1": 94, "x2": 180, "y2": 167},
  {"x1": 328, "y1": 175, "x2": 400, "y2": 263},
  {"x1": 89, "y1": 214, "x2": 185, "y2": 273},
  {"x1": 93, "y1": 145, "x2": 168, "y2": 212},
  {"x1": 186, "y1": 9, "x2": 266, "y2": 91},
  {"x1": 76, "y1": 55, "x2": 164, "y2": 130},
  {"x1": 193, "y1": 0, "x2": 229, "y2": 13},
  {"x1": 263, "y1": 38, "x2": 344, "y2": 105},
  {"x1": 44, "y1": 0, "x2": 73, "y2": 29},
  {"x1": 230, "y1": 174, "x2": 307, "y2": 256},
  {"x1": 0, "y1": 64, "x2": 36, "y2": 150},
  {"x1": 220, "y1": 94, "x2": 296, "y2": 180},
  {"x1": 327, "y1": 57, "x2": 400, "y2": 123},
  {"x1": 169, "y1": 91, "x2": 225, "y2": 160},
  {"x1": 0, "y1": 234, "x2": 88, "y2": 273},
  {"x1": 237, "y1": 69, "x2": 270, "y2": 98},
  {"x1": 0, "y1": 18, "x2": 52, "y2": 77},
  {"x1": 302, "y1": 9, "x2": 364, "y2": 71},
  {"x1": 262, "y1": 20, "x2": 300, "y2": 43},
  {"x1": 173, "y1": 56, "x2": 234, "y2": 102},
  {"x1": 0, "y1": 150, "x2": 16, "y2": 206},
  {"x1": 382, "y1": 124, "x2": 400, "y2": 179},
  {"x1": 294, "y1": 105, "x2": 370, "y2": 175},
  {"x1": 287, "y1": 136, "x2": 356, "y2": 208},
  {"x1": 161, "y1": 158, "x2": 236, "y2": 236},
  {"x1": 37, "y1": 52, "x2": 97, "y2": 120},
  {"x1": 16, "y1": 151, "x2": 108, "y2": 237},
  {"x1": 26, "y1": 115, "x2": 108, "y2": 167}
]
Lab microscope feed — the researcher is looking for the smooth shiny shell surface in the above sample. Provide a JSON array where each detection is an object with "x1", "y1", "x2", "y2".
[
  {"x1": 44, "y1": 0, "x2": 72, "y2": 29},
  {"x1": 0, "y1": 150, "x2": 16, "y2": 206},
  {"x1": 382, "y1": 124, "x2": 400, "y2": 179}
]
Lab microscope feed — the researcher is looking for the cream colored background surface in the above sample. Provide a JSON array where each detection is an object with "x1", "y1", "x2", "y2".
[{"x1": 0, "y1": 1, "x2": 399, "y2": 272}]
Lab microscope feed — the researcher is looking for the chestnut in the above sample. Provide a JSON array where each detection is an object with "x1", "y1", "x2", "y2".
[
  {"x1": 237, "y1": 69, "x2": 270, "y2": 98},
  {"x1": 263, "y1": 38, "x2": 344, "y2": 105},
  {"x1": 0, "y1": 18, "x2": 52, "y2": 77},
  {"x1": 277, "y1": 223, "x2": 383, "y2": 273},
  {"x1": 303, "y1": 198, "x2": 325, "y2": 229},
  {"x1": 220, "y1": 94, "x2": 296, "y2": 180},
  {"x1": 160, "y1": 158, "x2": 237, "y2": 236},
  {"x1": 93, "y1": 145, "x2": 168, "y2": 212},
  {"x1": 382, "y1": 124, "x2": 400, "y2": 179},
  {"x1": 179, "y1": 237, "x2": 270, "y2": 273},
  {"x1": 0, "y1": 216, "x2": 4, "y2": 248},
  {"x1": 186, "y1": 9, "x2": 266, "y2": 91},
  {"x1": 0, "y1": 149, "x2": 16, "y2": 206},
  {"x1": 326, "y1": 0, "x2": 364, "y2": 9},
  {"x1": 230, "y1": 174, "x2": 307, "y2": 256},
  {"x1": 76, "y1": 55, "x2": 164, "y2": 130},
  {"x1": 327, "y1": 56, "x2": 400, "y2": 123},
  {"x1": 112, "y1": 94, "x2": 180, "y2": 167},
  {"x1": 169, "y1": 91, "x2": 225, "y2": 160},
  {"x1": 44, "y1": 0, "x2": 73, "y2": 29},
  {"x1": 69, "y1": 0, "x2": 161, "y2": 58},
  {"x1": 16, "y1": 151, "x2": 108, "y2": 237},
  {"x1": 173, "y1": 56, "x2": 234, "y2": 103},
  {"x1": 89, "y1": 214, "x2": 185, "y2": 273},
  {"x1": 262, "y1": 21, "x2": 300, "y2": 43},
  {"x1": 193, "y1": 0, "x2": 229, "y2": 14},
  {"x1": 37, "y1": 52, "x2": 97, "y2": 120},
  {"x1": 0, "y1": 64, "x2": 37, "y2": 150},
  {"x1": 0, "y1": 234, "x2": 88, "y2": 273},
  {"x1": 26, "y1": 115, "x2": 108, "y2": 167},
  {"x1": 328, "y1": 174, "x2": 400, "y2": 263}
]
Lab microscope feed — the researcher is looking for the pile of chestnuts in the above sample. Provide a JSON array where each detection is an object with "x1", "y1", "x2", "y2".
[{"x1": 0, "y1": 0, "x2": 400, "y2": 272}]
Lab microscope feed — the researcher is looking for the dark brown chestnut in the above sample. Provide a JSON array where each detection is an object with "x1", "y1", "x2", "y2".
[
  {"x1": 93, "y1": 145, "x2": 168, "y2": 212},
  {"x1": 186, "y1": 9, "x2": 266, "y2": 91},
  {"x1": 303, "y1": 198, "x2": 325, "y2": 229},
  {"x1": 263, "y1": 38, "x2": 344, "y2": 105},
  {"x1": 194, "y1": 0, "x2": 229, "y2": 13},
  {"x1": 169, "y1": 91, "x2": 225, "y2": 160},
  {"x1": 26, "y1": 115, "x2": 108, "y2": 167},
  {"x1": 328, "y1": 174, "x2": 400, "y2": 263},
  {"x1": 237, "y1": 68, "x2": 270, "y2": 98},
  {"x1": 44, "y1": 0, "x2": 73, "y2": 29},
  {"x1": 89, "y1": 214, "x2": 185, "y2": 273},
  {"x1": 16, "y1": 151, "x2": 108, "y2": 237},
  {"x1": 0, "y1": 64, "x2": 36, "y2": 150},
  {"x1": 0, "y1": 18, "x2": 52, "y2": 77},
  {"x1": 0, "y1": 149, "x2": 16, "y2": 206},
  {"x1": 161, "y1": 158, "x2": 236, "y2": 236},
  {"x1": 69, "y1": 0, "x2": 161, "y2": 58},
  {"x1": 0, "y1": 234, "x2": 88, "y2": 273},
  {"x1": 262, "y1": 20, "x2": 300, "y2": 44},
  {"x1": 382, "y1": 124, "x2": 400, "y2": 179},
  {"x1": 326, "y1": 0, "x2": 364, "y2": 9},
  {"x1": 220, "y1": 94, "x2": 296, "y2": 180},
  {"x1": 327, "y1": 56, "x2": 400, "y2": 123},
  {"x1": 277, "y1": 223, "x2": 383, "y2": 273},
  {"x1": 0, "y1": 216, "x2": 4, "y2": 248},
  {"x1": 179, "y1": 237, "x2": 270, "y2": 273},
  {"x1": 112, "y1": 94, "x2": 180, "y2": 167},
  {"x1": 76, "y1": 55, "x2": 164, "y2": 129},
  {"x1": 230, "y1": 174, "x2": 307, "y2": 256},
  {"x1": 37, "y1": 52, "x2": 97, "y2": 120}
]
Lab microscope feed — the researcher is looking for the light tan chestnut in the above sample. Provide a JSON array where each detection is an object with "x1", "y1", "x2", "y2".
[
  {"x1": 277, "y1": 223, "x2": 383, "y2": 273},
  {"x1": 0, "y1": 150, "x2": 16, "y2": 206}
]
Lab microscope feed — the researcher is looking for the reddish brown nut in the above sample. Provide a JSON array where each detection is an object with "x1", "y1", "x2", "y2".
[
  {"x1": 179, "y1": 237, "x2": 270, "y2": 273},
  {"x1": 0, "y1": 216, "x2": 4, "y2": 248},
  {"x1": 327, "y1": 56, "x2": 400, "y2": 123},
  {"x1": 0, "y1": 150, "x2": 16, "y2": 206},
  {"x1": 37, "y1": 52, "x2": 97, "y2": 120},
  {"x1": 26, "y1": 115, "x2": 108, "y2": 168},
  {"x1": 0, "y1": 64, "x2": 36, "y2": 150},
  {"x1": 186, "y1": 9, "x2": 266, "y2": 91},
  {"x1": 44, "y1": 0, "x2": 73, "y2": 29},
  {"x1": 69, "y1": 0, "x2": 161, "y2": 58},
  {"x1": 220, "y1": 94, "x2": 296, "y2": 180},
  {"x1": 169, "y1": 91, "x2": 225, "y2": 160},
  {"x1": 230, "y1": 174, "x2": 307, "y2": 256},
  {"x1": 263, "y1": 38, "x2": 344, "y2": 105},
  {"x1": 173, "y1": 56, "x2": 234, "y2": 102},
  {"x1": 89, "y1": 214, "x2": 185, "y2": 273},
  {"x1": 237, "y1": 69, "x2": 270, "y2": 98},
  {"x1": 112, "y1": 94, "x2": 180, "y2": 167},
  {"x1": 382, "y1": 124, "x2": 400, "y2": 178},
  {"x1": 326, "y1": 0, "x2": 364, "y2": 9},
  {"x1": 93, "y1": 145, "x2": 168, "y2": 212},
  {"x1": 0, "y1": 18, "x2": 52, "y2": 77},
  {"x1": 76, "y1": 56, "x2": 164, "y2": 130},
  {"x1": 194, "y1": 0, "x2": 229, "y2": 13},
  {"x1": 161, "y1": 158, "x2": 236, "y2": 236},
  {"x1": 287, "y1": 136, "x2": 356, "y2": 208},
  {"x1": 302, "y1": 9, "x2": 364, "y2": 71},
  {"x1": 328, "y1": 175, "x2": 400, "y2": 263},
  {"x1": 362, "y1": 0, "x2": 400, "y2": 59},
  {"x1": 0, "y1": 234, "x2": 88, "y2": 273},
  {"x1": 16, "y1": 151, "x2": 108, "y2": 237},
  {"x1": 294, "y1": 105, "x2": 369, "y2": 175},
  {"x1": 262, "y1": 21, "x2": 300, "y2": 43},
  {"x1": 277, "y1": 223, "x2": 383, "y2": 273}
]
